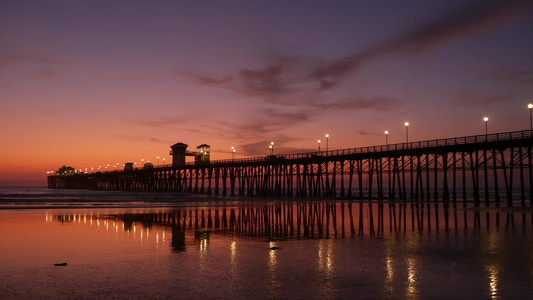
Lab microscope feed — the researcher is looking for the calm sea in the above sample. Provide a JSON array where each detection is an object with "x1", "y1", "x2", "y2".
[{"x1": 1, "y1": 186, "x2": 532, "y2": 299}]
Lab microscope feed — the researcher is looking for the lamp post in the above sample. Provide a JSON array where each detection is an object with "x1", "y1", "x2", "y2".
[
  {"x1": 231, "y1": 147, "x2": 235, "y2": 160},
  {"x1": 318, "y1": 140, "x2": 321, "y2": 151},
  {"x1": 163, "y1": 158, "x2": 166, "y2": 165},
  {"x1": 483, "y1": 117, "x2": 488, "y2": 135},
  {"x1": 325, "y1": 134, "x2": 329, "y2": 152},
  {"x1": 385, "y1": 131, "x2": 389, "y2": 145},
  {"x1": 270, "y1": 142, "x2": 274, "y2": 155},
  {"x1": 527, "y1": 103, "x2": 533, "y2": 130},
  {"x1": 157, "y1": 156, "x2": 160, "y2": 166},
  {"x1": 404, "y1": 122, "x2": 409, "y2": 143}
]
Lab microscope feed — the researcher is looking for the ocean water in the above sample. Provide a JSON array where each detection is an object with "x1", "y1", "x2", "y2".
[{"x1": 1, "y1": 187, "x2": 533, "y2": 299}]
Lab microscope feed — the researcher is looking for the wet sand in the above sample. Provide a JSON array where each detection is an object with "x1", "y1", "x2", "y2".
[{"x1": 2, "y1": 201, "x2": 533, "y2": 299}]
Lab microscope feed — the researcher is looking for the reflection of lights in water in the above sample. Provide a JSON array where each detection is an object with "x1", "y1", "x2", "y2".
[
  {"x1": 230, "y1": 240, "x2": 237, "y2": 277},
  {"x1": 199, "y1": 238, "x2": 207, "y2": 252},
  {"x1": 318, "y1": 240, "x2": 324, "y2": 269},
  {"x1": 326, "y1": 240, "x2": 333, "y2": 271},
  {"x1": 484, "y1": 231, "x2": 501, "y2": 299},
  {"x1": 268, "y1": 241, "x2": 279, "y2": 296},
  {"x1": 317, "y1": 239, "x2": 334, "y2": 273},
  {"x1": 231, "y1": 240, "x2": 236, "y2": 259},
  {"x1": 269, "y1": 241, "x2": 277, "y2": 268},
  {"x1": 47, "y1": 213, "x2": 171, "y2": 253},
  {"x1": 387, "y1": 256, "x2": 393, "y2": 282},
  {"x1": 487, "y1": 265, "x2": 499, "y2": 299},
  {"x1": 406, "y1": 258, "x2": 417, "y2": 298}
]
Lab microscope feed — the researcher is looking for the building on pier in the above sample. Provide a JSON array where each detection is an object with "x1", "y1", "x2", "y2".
[
  {"x1": 56, "y1": 165, "x2": 76, "y2": 176},
  {"x1": 170, "y1": 142, "x2": 188, "y2": 166},
  {"x1": 170, "y1": 142, "x2": 211, "y2": 166},
  {"x1": 124, "y1": 162, "x2": 134, "y2": 171},
  {"x1": 195, "y1": 144, "x2": 210, "y2": 164}
]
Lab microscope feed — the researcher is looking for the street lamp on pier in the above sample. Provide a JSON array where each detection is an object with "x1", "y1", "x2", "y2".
[
  {"x1": 385, "y1": 131, "x2": 389, "y2": 145},
  {"x1": 318, "y1": 139, "x2": 321, "y2": 151},
  {"x1": 325, "y1": 134, "x2": 329, "y2": 152},
  {"x1": 157, "y1": 156, "x2": 160, "y2": 166},
  {"x1": 270, "y1": 142, "x2": 274, "y2": 155},
  {"x1": 483, "y1": 117, "x2": 489, "y2": 136},
  {"x1": 404, "y1": 122, "x2": 409, "y2": 143},
  {"x1": 231, "y1": 147, "x2": 236, "y2": 160}
]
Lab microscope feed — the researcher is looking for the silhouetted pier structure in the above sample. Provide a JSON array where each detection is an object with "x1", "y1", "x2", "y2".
[{"x1": 48, "y1": 130, "x2": 532, "y2": 205}]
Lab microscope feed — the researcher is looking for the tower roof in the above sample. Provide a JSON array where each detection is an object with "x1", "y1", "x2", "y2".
[{"x1": 171, "y1": 142, "x2": 188, "y2": 148}]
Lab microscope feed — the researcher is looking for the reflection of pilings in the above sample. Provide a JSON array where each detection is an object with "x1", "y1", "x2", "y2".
[
  {"x1": 51, "y1": 203, "x2": 532, "y2": 255},
  {"x1": 121, "y1": 203, "x2": 533, "y2": 241}
]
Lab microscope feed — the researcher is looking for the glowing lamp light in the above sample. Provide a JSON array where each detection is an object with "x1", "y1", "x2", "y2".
[{"x1": 528, "y1": 103, "x2": 533, "y2": 130}]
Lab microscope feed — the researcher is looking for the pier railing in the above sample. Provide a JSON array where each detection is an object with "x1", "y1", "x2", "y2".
[
  {"x1": 93, "y1": 129, "x2": 532, "y2": 171},
  {"x1": 204, "y1": 129, "x2": 533, "y2": 166}
]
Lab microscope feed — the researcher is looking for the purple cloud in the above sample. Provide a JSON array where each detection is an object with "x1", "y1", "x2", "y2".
[{"x1": 311, "y1": 0, "x2": 533, "y2": 87}]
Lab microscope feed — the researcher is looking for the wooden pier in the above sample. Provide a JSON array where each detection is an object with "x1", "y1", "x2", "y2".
[{"x1": 48, "y1": 130, "x2": 533, "y2": 205}]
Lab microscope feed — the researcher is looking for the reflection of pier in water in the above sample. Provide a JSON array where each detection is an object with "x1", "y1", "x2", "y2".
[{"x1": 52, "y1": 202, "x2": 533, "y2": 252}]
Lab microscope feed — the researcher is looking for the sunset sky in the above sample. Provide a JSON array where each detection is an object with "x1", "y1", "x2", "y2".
[{"x1": 1, "y1": 0, "x2": 533, "y2": 186}]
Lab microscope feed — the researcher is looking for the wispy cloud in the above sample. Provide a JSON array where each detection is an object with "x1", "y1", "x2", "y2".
[
  {"x1": 0, "y1": 50, "x2": 56, "y2": 67},
  {"x1": 35, "y1": 69, "x2": 56, "y2": 78},
  {"x1": 452, "y1": 92, "x2": 517, "y2": 106},
  {"x1": 206, "y1": 95, "x2": 403, "y2": 149},
  {"x1": 188, "y1": 1, "x2": 531, "y2": 107},
  {"x1": 123, "y1": 136, "x2": 167, "y2": 143},
  {"x1": 130, "y1": 116, "x2": 196, "y2": 129},
  {"x1": 488, "y1": 69, "x2": 533, "y2": 85},
  {"x1": 197, "y1": 76, "x2": 233, "y2": 86},
  {"x1": 310, "y1": 0, "x2": 533, "y2": 88}
]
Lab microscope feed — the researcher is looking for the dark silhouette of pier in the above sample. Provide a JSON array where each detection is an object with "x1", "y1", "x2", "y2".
[{"x1": 48, "y1": 130, "x2": 532, "y2": 206}]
